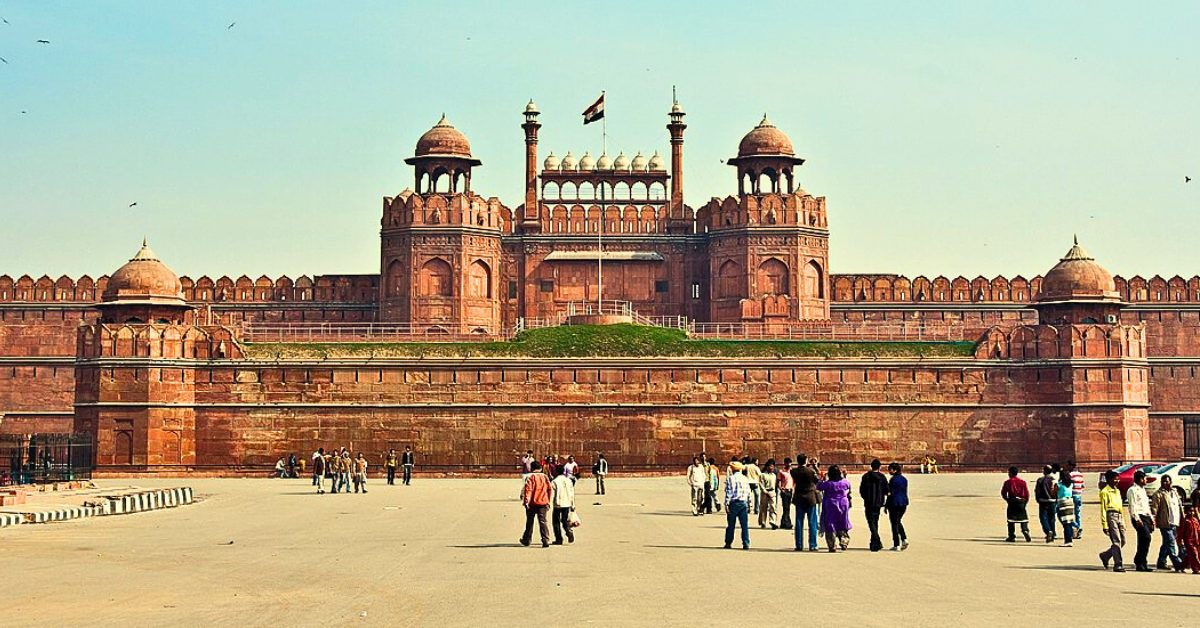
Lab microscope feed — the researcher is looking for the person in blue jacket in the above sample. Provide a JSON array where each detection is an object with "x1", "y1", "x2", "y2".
[{"x1": 886, "y1": 461, "x2": 910, "y2": 551}]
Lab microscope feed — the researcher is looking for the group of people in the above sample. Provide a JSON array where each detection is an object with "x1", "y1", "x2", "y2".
[
  {"x1": 1001, "y1": 461, "x2": 1086, "y2": 546},
  {"x1": 1099, "y1": 469, "x2": 1200, "y2": 573},
  {"x1": 305, "y1": 446, "x2": 416, "y2": 494},
  {"x1": 687, "y1": 453, "x2": 910, "y2": 552},
  {"x1": 517, "y1": 451, "x2": 606, "y2": 492},
  {"x1": 1001, "y1": 460, "x2": 1200, "y2": 574},
  {"x1": 518, "y1": 458, "x2": 579, "y2": 547}
]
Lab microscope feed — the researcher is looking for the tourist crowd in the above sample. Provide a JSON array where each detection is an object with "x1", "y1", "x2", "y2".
[
  {"x1": 1002, "y1": 460, "x2": 1200, "y2": 574},
  {"x1": 685, "y1": 453, "x2": 909, "y2": 552},
  {"x1": 295, "y1": 445, "x2": 417, "y2": 494}
]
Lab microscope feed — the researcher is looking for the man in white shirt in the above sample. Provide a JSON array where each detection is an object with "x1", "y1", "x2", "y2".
[
  {"x1": 1126, "y1": 470, "x2": 1155, "y2": 572},
  {"x1": 745, "y1": 458, "x2": 763, "y2": 514},
  {"x1": 550, "y1": 467, "x2": 576, "y2": 544},
  {"x1": 687, "y1": 457, "x2": 707, "y2": 516}
]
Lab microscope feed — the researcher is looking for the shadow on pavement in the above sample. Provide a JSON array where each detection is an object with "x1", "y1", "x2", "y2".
[
  {"x1": 1008, "y1": 565, "x2": 1104, "y2": 572},
  {"x1": 449, "y1": 544, "x2": 523, "y2": 549},
  {"x1": 1125, "y1": 592, "x2": 1200, "y2": 598}
]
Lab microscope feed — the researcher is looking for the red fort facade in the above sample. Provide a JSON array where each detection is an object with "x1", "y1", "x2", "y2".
[{"x1": 0, "y1": 101, "x2": 1195, "y2": 473}]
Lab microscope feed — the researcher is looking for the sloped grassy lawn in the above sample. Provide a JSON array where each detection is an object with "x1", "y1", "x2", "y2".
[{"x1": 243, "y1": 324, "x2": 976, "y2": 359}]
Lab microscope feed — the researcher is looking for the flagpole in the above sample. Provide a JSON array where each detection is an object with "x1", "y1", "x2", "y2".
[{"x1": 598, "y1": 91, "x2": 605, "y2": 311}]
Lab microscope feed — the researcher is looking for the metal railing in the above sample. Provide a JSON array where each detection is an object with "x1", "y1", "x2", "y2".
[
  {"x1": 1, "y1": 433, "x2": 93, "y2": 486},
  {"x1": 687, "y1": 322, "x2": 968, "y2": 342},
  {"x1": 240, "y1": 322, "x2": 513, "y2": 344}
]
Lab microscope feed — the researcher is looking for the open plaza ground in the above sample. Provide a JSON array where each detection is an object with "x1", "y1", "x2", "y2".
[{"x1": 2, "y1": 472, "x2": 1198, "y2": 626}]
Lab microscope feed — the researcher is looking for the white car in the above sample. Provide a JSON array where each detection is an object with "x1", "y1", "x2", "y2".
[{"x1": 1144, "y1": 461, "x2": 1193, "y2": 493}]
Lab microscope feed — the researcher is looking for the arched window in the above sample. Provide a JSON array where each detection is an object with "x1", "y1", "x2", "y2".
[
  {"x1": 419, "y1": 258, "x2": 453, "y2": 297},
  {"x1": 649, "y1": 182, "x2": 666, "y2": 201},
  {"x1": 802, "y1": 261, "x2": 824, "y2": 298},
  {"x1": 386, "y1": 259, "x2": 405, "y2": 296},
  {"x1": 717, "y1": 260, "x2": 743, "y2": 299},
  {"x1": 631, "y1": 182, "x2": 648, "y2": 200},
  {"x1": 757, "y1": 259, "x2": 789, "y2": 295},
  {"x1": 614, "y1": 182, "x2": 630, "y2": 201},
  {"x1": 561, "y1": 182, "x2": 577, "y2": 200},
  {"x1": 543, "y1": 182, "x2": 560, "y2": 200},
  {"x1": 579, "y1": 182, "x2": 595, "y2": 200},
  {"x1": 467, "y1": 260, "x2": 492, "y2": 298}
]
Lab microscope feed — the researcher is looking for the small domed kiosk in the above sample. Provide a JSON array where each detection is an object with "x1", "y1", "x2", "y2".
[
  {"x1": 1034, "y1": 236, "x2": 1125, "y2": 325},
  {"x1": 97, "y1": 239, "x2": 192, "y2": 324}
]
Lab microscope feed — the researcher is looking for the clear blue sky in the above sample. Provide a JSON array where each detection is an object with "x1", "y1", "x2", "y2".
[{"x1": 1, "y1": 1, "x2": 1197, "y2": 280}]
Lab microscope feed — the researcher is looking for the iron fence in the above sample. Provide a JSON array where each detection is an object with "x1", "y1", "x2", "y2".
[{"x1": 0, "y1": 433, "x2": 93, "y2": 486}]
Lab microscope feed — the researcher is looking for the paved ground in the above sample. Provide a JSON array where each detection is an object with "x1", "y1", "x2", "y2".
[{"x1": 2, "y1": 473, "x2": 1197, "y2": 627}]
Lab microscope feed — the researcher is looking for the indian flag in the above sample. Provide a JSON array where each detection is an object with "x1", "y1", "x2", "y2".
[{"x1": 582, "y1": 93, "x2": 604, "y2": 125}]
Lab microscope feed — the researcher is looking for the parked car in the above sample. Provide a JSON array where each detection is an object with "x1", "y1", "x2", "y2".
[
  {"x1": 1096, "y1": 462, "x2": 1165, "y2": 497},
  {"x1": 1145, "y1": 461, "x2": 1193, "y2": 493}
]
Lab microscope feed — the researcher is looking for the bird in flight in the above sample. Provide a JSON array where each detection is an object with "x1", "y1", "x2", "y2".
[
  {"x1": 129, "y1": 202, "x2": 138, "y2": 208},
  {"x1": 36, "y1": 39, "x2": 50, "y2": 44},
  {"x1": 228, "y1": 22, "x2": 236, "y2": 29},
  {"x1": 0, "y1": 57, "x2": 7, "y2": 64},
  {"x1": 2, "y1": 18, "x2": 9, "y2": 25}
]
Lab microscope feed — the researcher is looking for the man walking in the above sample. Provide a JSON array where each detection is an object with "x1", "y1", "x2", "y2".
[
  {"x1": 593, "y1": 453, "x2": 608, "y2": 495},
  {"x1": 778, "y1": 458, "x2": 794, "y2": 530},
  {"x1": 723, "y1": 459, "x2": 752, "y2": 550},
  {"x1": 1034, "y1": 465, "x2": 1059, "y2": 543},
  {"x1": 1099, "y1": 469, "x2": 1126, "y2": 572},
  {"x1": 1067, "y1": 459, "x2": 1084, "y2": 539},
  {"x1": 340, "y1": 450, "x2": 353, "y2": 495},
  {"x1": 687, "y1": 457, "x2": 707, "y2": 516},
  {"x1": 520, "y1": 460, "x2": 553, "y2": 548},
  {"x1": 401, "y1": 446, "x2": 415, "y2": 486},
  {"x1": 790, "y1": 454, "x2": 820, "y2": 551},
  {"x1": 550, "y1": 466, "x2": 576, "y2": 544},
  {"x1": 1128, "y1": 470, "x2": 1155, "y2": 571},
  {"x1": 384, "y1": 449, "x2": 398, "y2": 486},
  {"x1": 859, "y1": 458, "x2": 890, "y2": 552},
  {"x1": 1150, "y1": 475, "x2": 1185, "y2": 572}
]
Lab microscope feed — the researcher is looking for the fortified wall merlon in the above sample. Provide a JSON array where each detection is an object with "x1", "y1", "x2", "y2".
[{"x1": 1, "y1": 101, "x2": 1196, "y2": 468}]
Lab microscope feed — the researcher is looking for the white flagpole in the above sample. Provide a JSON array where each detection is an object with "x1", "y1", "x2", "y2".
[{"x1": 598, "y1": 91, "x2": 605, "y2": 311}]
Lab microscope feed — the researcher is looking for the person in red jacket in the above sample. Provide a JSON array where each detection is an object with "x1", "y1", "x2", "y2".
[
  {"x1": 1001, "y1": 466, "x2": 1032, "y2": 543},
  {"x1": 520, "y1": 460, "x2": 553, "y2": 548},
  {"x1": 1179, "y1": 504, "x2": 1200, "y2": 574}
]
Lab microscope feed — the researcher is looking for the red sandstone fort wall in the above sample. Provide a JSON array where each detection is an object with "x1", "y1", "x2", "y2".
[{"x1": 174, "y1": 360, "x2": 1093, "y2": 470}]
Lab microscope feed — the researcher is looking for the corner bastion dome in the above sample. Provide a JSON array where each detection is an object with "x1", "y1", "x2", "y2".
[
  {"x1": 414, "y1": 114, "x2": 473, "y2": 158},
  {"x1": 737, "y1": 114, "x2": 795, "y2": 159},
  {"x1": 102, "y1": 239, "x2": 186, "y2": 305},
  {"x1": 1037, "y1": 236, "x2": 1121, "y2": 303}
]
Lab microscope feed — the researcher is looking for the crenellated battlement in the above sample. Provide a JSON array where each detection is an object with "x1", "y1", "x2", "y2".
[
  {"x1": 0, "y1": 273, "x2": 379, "y2": 304},
  {"x1": 697, "y1": 192, "x2": 827, "y2": 233},
  {"x1": 382, "y1": 189, "x2": 512, "y2": 232},
  {"x1": 974, "y1": 323, "x2": 1147, "y2": 360},
  {"x1": 77, "y1": 324, "x2": 242, "y2": 359},
  {"x1": 832, "y1": 273, "x2": 1200, "y2": 305}
]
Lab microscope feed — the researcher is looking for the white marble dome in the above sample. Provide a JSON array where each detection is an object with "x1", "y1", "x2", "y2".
[
  {"x1": 543, "y1": 151, "x2": 560, "y2": 171},
  {"x1": 578, "y1": 152, "x2": 595, "y2": 171},
  {"x1": 648, "y1": 150, "x2": 666, "y2": 171}
]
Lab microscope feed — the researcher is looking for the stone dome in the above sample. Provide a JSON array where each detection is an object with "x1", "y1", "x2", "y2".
[
  {"x1": 560, "y1": 151, "x2": 577, "y2": 171},
  {"x1": 630, "y1": 151, "x2": 647, "y2": 171},
  {"x1": 596, "y1": 153, "x2": 613, "y2": 171},
  {"x1": 578, "y1": 152, "x2": 595, "y2": 171},
  {"x1": 543, "y1": 151, "x2": 560, "y2": 171},
  {"x1": 1037, "y1": 237, "x2": 1121, "y2": 303},
  {"x1": 102, "y1": 239, "x2": 186, "y2": 304},
  {"x1": 648, "y1": 150, "x2": 666, "y2": 171},
  {"x1": 414, "y1": 114, "x2": 473, "y2": 158},
  {"x1": 737, "y1": 114, "x2": 794, "y2": 158},
  {"x1": 613, "y1": 152, "x2": 630, "y2": 171}
]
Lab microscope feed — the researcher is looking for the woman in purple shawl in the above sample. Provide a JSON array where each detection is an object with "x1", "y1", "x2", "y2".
[{"x1": 817, "y1": 465, "x2": 853, "y2": 552}]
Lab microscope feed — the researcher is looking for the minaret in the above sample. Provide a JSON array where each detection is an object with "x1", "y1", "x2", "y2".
[
  {"x1": 521, "y1": 100, "x2": 542, "y2": 233},
  {"x1": 667, "y1": 94, "x2": 687, "y2": 218}
]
